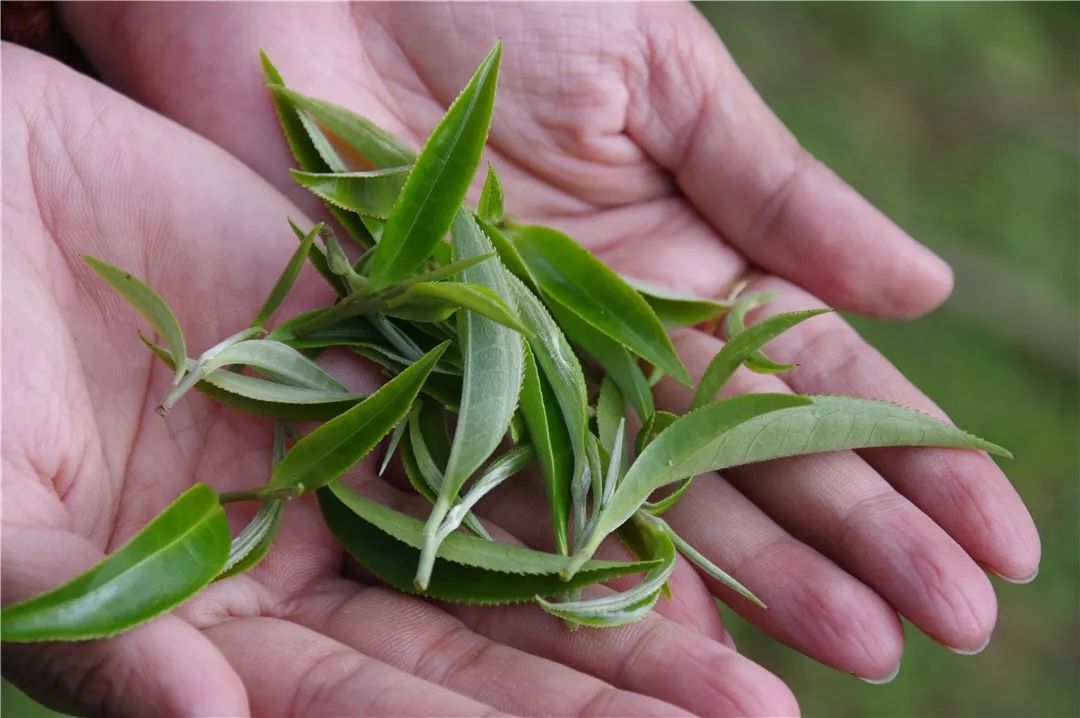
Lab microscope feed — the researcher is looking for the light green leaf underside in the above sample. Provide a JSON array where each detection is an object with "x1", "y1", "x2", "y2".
[
  {"x1": 1, "y1": 484, "x2": 229, "y2": 641},
  {"x1": 290, "y1": 168, "x2": 409, "y2": 219},
  {"x1": 218, "y1": 499, "x2": 285, "y2": 579}
]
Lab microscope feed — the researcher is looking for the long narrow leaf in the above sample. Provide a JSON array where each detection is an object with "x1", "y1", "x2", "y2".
[
  {"x1": 1, "y1": 484, "x2": 229, "y2": 641},
  {"x1": 290, "y1": 168, "x2": 409, "y2": 219}
]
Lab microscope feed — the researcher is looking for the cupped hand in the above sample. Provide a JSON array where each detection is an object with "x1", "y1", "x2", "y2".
[
  {"x1": 60, "y1": 0, "x2": 1041, "y2": 682},
  {"x1": 2, "y1": 43, "x2": 797, "y2": 717}
]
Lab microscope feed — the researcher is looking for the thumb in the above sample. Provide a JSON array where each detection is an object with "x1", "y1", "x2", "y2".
[{"x1": 3, "y1": 527, "x2": 249, "y2": 718}]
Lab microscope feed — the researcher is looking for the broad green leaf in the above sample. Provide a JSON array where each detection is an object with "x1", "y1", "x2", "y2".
[
  {"x1": 368, "y1": 44, "x2": 502, "y2": 289},
  {"x1": 266, "y1": 85, "x2": 415, "y2": 168},
  {"x1": 1, "y1": 484, "x2": 229, "y2": 641},
  {"x1": 727, "y1": 292, "x2": 792, "y2": 373},
  {"x1": 261, "y1": 55, "x2": 373, "y2": 247},
  {"x1": 318, "y1": 482, "x2": 658, "y2": 604},
  {"x1": 387, "y1": 281, "x2": 528, "y2": 334},
  {"x1": 549, "y1": 298, "x2": 655, "y2": 420},
  {"x1": 539, "y1": 516, "x2": 676, "y2": 627},
  {"x1": 270, "y1": 342, "x2": 448, "y2": 492},
  {"x1": 690, "y1": 309, "x2": 831, "y2": 410},
  {"x1": 518, "y1": 344, "x2": 573, "y2": 554},
  {"x1": 252, "y1": 222, "x2": 322, "y2": 328},
  {"x1": 83, "y1": 255, "x2": 186, "y2": 385},
  {"x1": 513, "y1": 225, "x2": 689, "y2": 384},
  {"x1": 622, "y1": 276, "x2": 734, "y2": 327},
  {"x1": 417, "y1": 210, "x2": 524, "y2": 589},
  {"x1": 290, "y1": 168, "x2": 409, "y2": 219},
  {"x1": 476, "y1": 164, "x2": 505, "y2": 224},
  {"x1": 218, "y1": 499, "x2": 284, "y2": 580},
  {"x1": 568, "y1": 393, "x2": 810, "y2": 573},
  {"x1": 141, "y1": 334, "x2": 365, "y2": 420}
]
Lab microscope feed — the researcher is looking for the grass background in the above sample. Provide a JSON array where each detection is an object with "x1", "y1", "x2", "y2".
[{"x1": 5, "y1": 3, "x2": 1078, "y2": 716}]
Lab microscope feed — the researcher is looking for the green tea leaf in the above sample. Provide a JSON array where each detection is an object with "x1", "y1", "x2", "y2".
[
  {"x1": 270, "y1": 342, "x2": 448, "y2": 492},
  {"x1": 83, "y1": 255, "x2": 187, "y2": 385},
  {"x1": 368, "y1": 44, "x2": 502, "y2": 289},
  {"x1": 417, "y1": 211, "x2": 524, "y2": 589},
  {"x1": 252, "y1": 222, "x2": 322, "y2": 328},
  {"x1": 622, "y1": 276, "x2": 734, "y2": 327},
  {"x1": 569, "y1": 393, "x2": 810, "y2": 573},
  {"x1": 646, "y1": 514, "x2": 764, "y2": 607},
  {"x1": 266, "y1": 85, "x2": 415, "y2": 168},
  {"x1": 518, "y1": 344, "x2": 573, "y2": 554},
  {"x1": 318, "y1": 482, "x2": 658, "y2": 604},
  {"x1": 727, "y1": 292, "x2": 792, "y2": 373},
  {"x1": 513, "y1": 225, "x2": 689, "y2": 384},
  {"x1": 595, "y1": 376, "x2": 625, "y2": 457},
  {"x1": 549, "y1": 298, "x2": 655, "y2": 420},
  {"x1": 640, "y1": 477, "x2": 693, "y2": 516},
  {"x1": 477, "y1": 218, "x2": 532, "y2": 284},
  {"x1": 539, "y1": 515, "x2": 676, "y2": 627},
  {"x1": 1, "y1": 484, "x2": 229, "y2": 641},
  {"x1": 290, "y1": 168, "x2": 409, "y2": 219},
  {"x1": 288, "y1": 219, "x2": 350, "y2": 297},
  {"x1": 140, "y1": 333, "x2": 365, "y2": 420},
  {"x1": 690, "y1": 309, "x2": 831, "y2": 410},
  {"x1": 435, "y1": 445, "x2": 534, "y2": 544},
  {"x1": 387, "y1": 281, "x2": 528, "y2": 334},
  {"x1": 200, "y1": 340, "x2": 348, "y2": 392},
  {"x1": 261, "y1": 55, "x2": 373, "y2": 247},
  {"x1": 218, "y1": 499, "x2": 284, "y2": 580},
  {"x1": 476, "y1": 164, "x2": 505, "y2": 224}
]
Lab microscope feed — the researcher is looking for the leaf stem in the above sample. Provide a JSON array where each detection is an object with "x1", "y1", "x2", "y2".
[{"x1": 219, "y1": 484, "x2": 304, "y2": 504}]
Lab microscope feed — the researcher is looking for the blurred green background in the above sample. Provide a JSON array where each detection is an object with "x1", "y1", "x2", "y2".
[
  {"x1": 4, "y1": 2, "x2": 1078, "y2": 716},
  {"x1": 696, "y1": 3, "x2": 1079, "y2": 717}
]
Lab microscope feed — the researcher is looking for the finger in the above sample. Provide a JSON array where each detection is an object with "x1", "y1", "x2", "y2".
[
  {"x1": 290, "y1": 581, "x2": 688, "y2": 717},
  {"x1": 330, "y1": 478, "x2": 783, "y2": 715},
  {"x1": 2, "y1": 526, "x2": 248, "y2": 718},
  {"x1": 205, "y1": 617, "x2": 506, "y2": 717},
  {"x1": 740, "y1": 276, "x2": 1041, "y2": 585},
  {"x1": 449, "y1": 593, "x2": 799, "y2": 717},
  {"x1": 660, "y1": 327, "x2": 999, "y2": 656},
  {"x1": 626, "y1": 4, "x2": 953, "y2": 318}
]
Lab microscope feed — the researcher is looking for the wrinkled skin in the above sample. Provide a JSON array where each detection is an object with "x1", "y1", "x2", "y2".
[{"x1": 1, "y1": 3, "x2": 1037, "y2": 716}]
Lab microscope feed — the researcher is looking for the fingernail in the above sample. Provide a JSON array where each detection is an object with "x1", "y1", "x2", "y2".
[
  {"x1": 948, "y1": 634, "x2": 991, "y2": 656},
  {"x1": 857, "y1": 662, "x2": 900, "y2": 685},
  {"x1": 990, "y1": 566, "x2": 1038, "y2": 585}
]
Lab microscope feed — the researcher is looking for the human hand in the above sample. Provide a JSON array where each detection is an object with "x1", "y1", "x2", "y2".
[
  {"x1": 2, "y1": 42, "x2": 798, "y2": 717},
  {"x1": 60, "y1": 0, "x2": 1041, "y2": 683}
]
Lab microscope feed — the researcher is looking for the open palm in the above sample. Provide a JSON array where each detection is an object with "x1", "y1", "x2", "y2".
[{"x1": 3, "y1": 42, "x2": 797, "y2": 717}]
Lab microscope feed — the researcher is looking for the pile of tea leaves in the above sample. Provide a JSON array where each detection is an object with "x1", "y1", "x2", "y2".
[{"x1": 0, "y1": 44, "x2": 1009, "y2": 642}]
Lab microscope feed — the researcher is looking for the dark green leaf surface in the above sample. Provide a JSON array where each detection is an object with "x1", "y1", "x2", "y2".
[
  {"x1": 388, "y1": 281, "x2": 528, "y2": 334},
  {"x1": 690, "y1": 309, "x2": 830, "y2": 410},
  {"x1": 318, "y1": 482, "x2": 657, "y2": 604},
  {"x1": 518, "y1": 344, "x2": 573, "y2": 554},
  {"x1": 623, "y1": 276, "x2": 734, "y2": 327},
  {"x1": 291, "y1": 168, "x2": 409, "y2": 219},
  {"x1": 513, "y1": 225, "x2": 689, "y2": 384},
  {"x1": 83, "y1": 255, "x2": 187, "y2": 385},
  {"x1": 368, "y1": 44, "x2": 502, "y2": 288},
  {"x1": 270, "y1": 342, "x2": 448, "y2": 492},
  {"x1": 1, "y1": 484, "x2": 229, "y2": 641}
]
